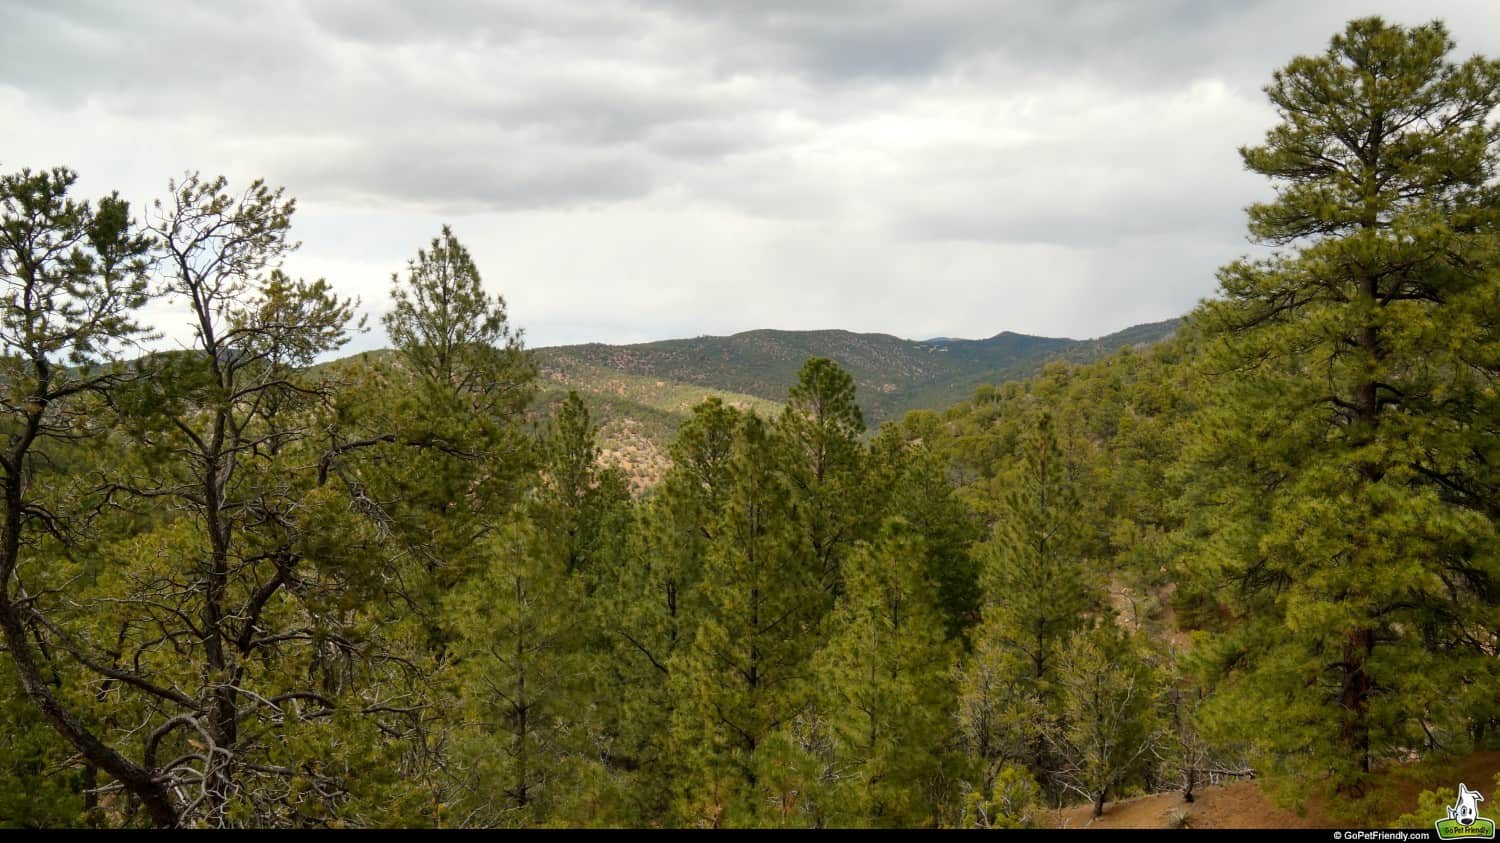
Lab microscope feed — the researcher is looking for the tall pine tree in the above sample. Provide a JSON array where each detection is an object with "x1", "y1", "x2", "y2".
[
  {"x1": 1185, "y1": 17, "x2": 1500, "y2": 794},
  {"x1": 779, "y1": 358, "x2": 869, "y2": 594},
  {"x1": 810, "y1": 519, "x2": 961, "y2": 827},
  {"x1": 594, "y1": 397, "x2": 741, "y2": 817},
  {"x1": 959, "y1": 413, "x2": 1103, "y2": 794},
  {"x1": 667, "y1": 413, "x2": 821, "y2": 827}
]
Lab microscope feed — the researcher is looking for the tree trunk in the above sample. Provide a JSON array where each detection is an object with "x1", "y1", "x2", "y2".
[
  {"x1": 1340, "y1": 628, "x2": 1375, "y2": 786},
  {"x1": 0, "y1": 605, "x2": 180, "y2": 826},
  {"x1": 0, "y1": 454, "x2": 179, "y2": 827}
]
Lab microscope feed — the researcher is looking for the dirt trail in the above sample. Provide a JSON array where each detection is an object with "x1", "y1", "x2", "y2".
[{"x1": 1049, "y1": 752, "x2": 1500, "y2": 829}]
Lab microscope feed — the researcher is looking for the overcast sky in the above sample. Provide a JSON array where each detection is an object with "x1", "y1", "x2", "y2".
[{"x1": 4, "y1": 1, "x2": 1499, "y2": 350}]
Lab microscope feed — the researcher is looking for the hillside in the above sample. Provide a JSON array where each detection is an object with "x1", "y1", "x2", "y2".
[
  {"x1": 321, "y1": 319, "x2": 1180, "y2": 490},
  {"x1": 533, "y1": 317, "x2": 1182, "y2": 427},
  {"x1": 533, "y1": 362, "x2": 780, "y2": 492}
]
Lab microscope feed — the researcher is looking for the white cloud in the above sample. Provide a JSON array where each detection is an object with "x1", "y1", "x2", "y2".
[{"x1": 3, "y1": 0, "x2": 1498, "y2": 348}]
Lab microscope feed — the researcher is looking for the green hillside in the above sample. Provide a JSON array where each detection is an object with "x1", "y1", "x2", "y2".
[
  {"x1": 316, "y1": 347, "x2": 784, "y2": 491},
  {"x1": 533, "y1": 317, "x2": 1181, "y2": 425},
  {"x1": 320, "y1": 319, "x2": 1179, "y2": 488}
]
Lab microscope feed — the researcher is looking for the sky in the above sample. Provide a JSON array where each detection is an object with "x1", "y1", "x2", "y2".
[{"x1": 4, "y1": 0, "x2": 1500, "y2": 351}]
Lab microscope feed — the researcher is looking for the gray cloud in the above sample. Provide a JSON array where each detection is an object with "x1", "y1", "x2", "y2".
[
  {"x1": 287, "y1": 136, "x2": 659, "y2": 211},
  {"x1": 665, "y1": 0, "x2": 1261, "y2": 83},
  {"x1": 3, "y1": 0, "x2": 1499, "y2": 347}
]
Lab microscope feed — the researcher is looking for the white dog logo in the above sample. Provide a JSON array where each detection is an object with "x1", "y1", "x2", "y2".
[{"x1": 1451, "y1": 784, "x2": 1485, "y2": 827}]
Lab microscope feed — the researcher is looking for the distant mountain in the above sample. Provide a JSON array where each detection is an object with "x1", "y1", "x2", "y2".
[
  {"x1": 326, "y1": 318, "x2": 1182, "y2": 491},
  {"x1": 533, "y1": 317, "x2": 1182, "y2": 428}
]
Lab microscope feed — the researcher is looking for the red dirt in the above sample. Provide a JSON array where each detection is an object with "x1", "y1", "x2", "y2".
[
  {"x1": 1049, "y1": 752, "x2": 1500, "y2": 829},
  {"x1": 1050, "y1": 780, "x2": 1329, "y2": 829}
]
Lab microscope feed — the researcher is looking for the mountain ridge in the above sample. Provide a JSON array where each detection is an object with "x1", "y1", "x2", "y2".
[
  {"x1": 533, "y1": 316, "x2": 1183, "y2": 426},
  {"x1": 324, "y1": 317, "x2": 1183, "y2": 490}
]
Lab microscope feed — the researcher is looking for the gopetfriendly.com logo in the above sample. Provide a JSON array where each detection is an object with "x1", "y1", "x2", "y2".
[{"x1": 1435, "y1": 784, "x2": 1496, "y2": 841}]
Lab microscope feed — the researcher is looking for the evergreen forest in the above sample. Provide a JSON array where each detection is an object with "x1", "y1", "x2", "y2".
[{"x1": 2, "y1": 16, "x2": 1499, "y2": 828}]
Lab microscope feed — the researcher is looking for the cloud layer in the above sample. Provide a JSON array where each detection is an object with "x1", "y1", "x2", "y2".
[{"x1": 4, "y1": 0, "x2": 1499, "y2": 348}]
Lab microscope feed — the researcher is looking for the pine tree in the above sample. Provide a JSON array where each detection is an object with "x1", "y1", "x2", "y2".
[
  {"x1": 444, "y1": 519, "x2": 594, "y2": 827},
  {"x1": 529, "y1": 391, "x2": 635, "y2": 822},
  {"x1": 667, "y1": 413, "x2": 821, "y2": 827},
  {"x1": 809, "y1": 519, "x2": 961, "y2": 827},
  {"x1": 0, "y1": 172, "x2": 430, "y2": 827},
  {"x1": 594, "y1": 398, "x2": 741, "y2": 816},
  {"x1": 959, "y1": 413, "x2": 1102, "y2": 792},
  {"x1": 0, "y1": 166, "x2": 162, "y2": 823},
  {"x1": 119, "y1": 173, "x2": 411, "y2": 825},
  {"x1": 869, "y1": 423, "x2": 982, "y2": 639},
  {"x1": 779, "y1": 358, "x2": 869, "y2": 592},
  {"x1": 324, "y1": 225, "x2": 538, "y2": 625},
  {"x1": 1044, "y1": 626, "x2": 1163, "y2": 819},
  {"x1": 962, "y1": 763, "x2": 1044, "y2": 828},
  {"x1": 1185, "y1": 17, "x2": 1500, "y2": 793},
  {"x1": 539, "y1": 391, "x2": 633, "y2": 579},
  {"x1": 442, "y1": 390, "x2": 630, "y2": 828},
  {"x1": 383, "y1": 224, "x2": 532, "y2": 406}
]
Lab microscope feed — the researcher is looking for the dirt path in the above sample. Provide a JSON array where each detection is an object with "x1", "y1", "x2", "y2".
[
  {"x1": 1048, "y1": 752, "x2": 1500, "y2": 829},
  {"x1": 1049, "y1": 781, "x2": 1328, "y2": 829}
]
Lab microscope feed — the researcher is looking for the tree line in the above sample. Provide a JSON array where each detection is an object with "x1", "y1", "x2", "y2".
[{"x1": 1, "y1": 16, "x2": 1498, "y2": 827}]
